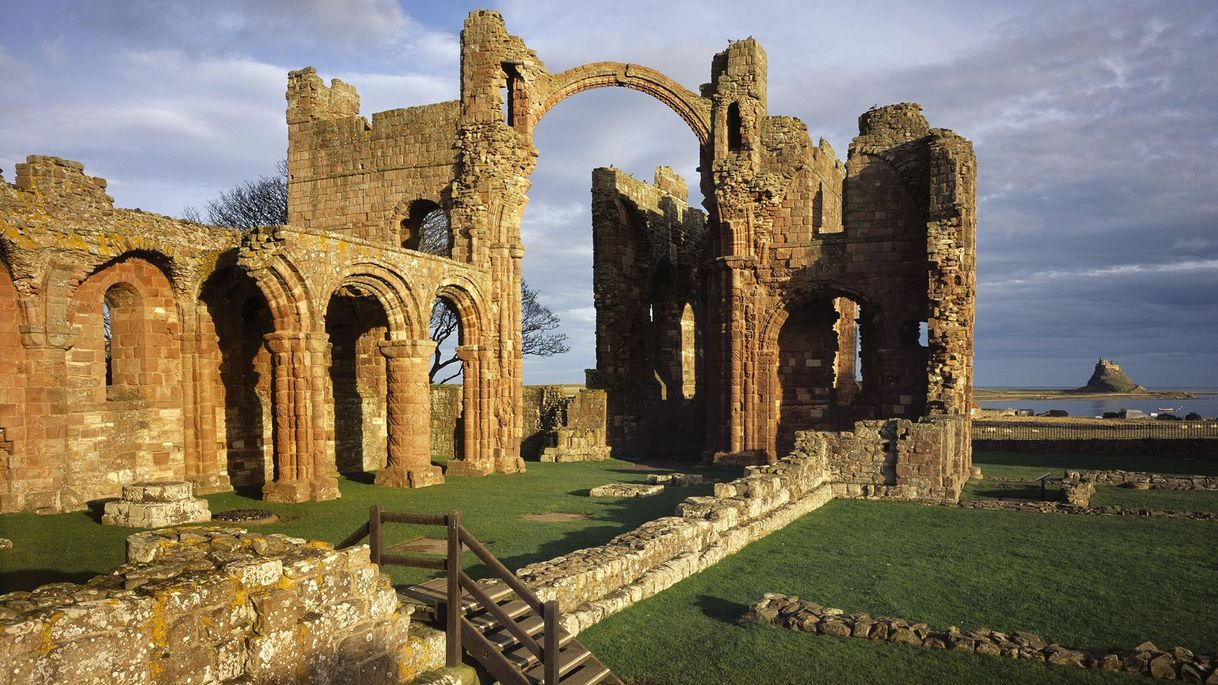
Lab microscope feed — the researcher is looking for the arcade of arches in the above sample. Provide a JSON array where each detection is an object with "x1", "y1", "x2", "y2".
[{"x1": 0, "y1": 11, "x2": 975, "y2": 513}]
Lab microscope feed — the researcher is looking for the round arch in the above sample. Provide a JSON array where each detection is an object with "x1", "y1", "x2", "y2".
[
  {"x1": 328, "y1": 261, "x2": 422, "y2": 340},
  {"x1": 538, "y1": 62, "x2": 712, "y2": 145}
]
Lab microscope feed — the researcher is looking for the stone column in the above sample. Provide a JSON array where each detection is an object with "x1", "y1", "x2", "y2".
[
  {"x1": 375, "y1": 339, "x2": 444, "y2": 488},
  {"x1": 305, "y1": 332, "x2": 340, "y2": 500},
  {"x1": 261, "y1": 332, "x2": 338, "y2": 502},
  {"x1": 444, "y1": 344, "x2": 491, "y2": 476}
]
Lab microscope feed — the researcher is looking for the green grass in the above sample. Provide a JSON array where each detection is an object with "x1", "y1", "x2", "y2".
[
  {"x1": 0, "y1": 459, "x2": 727, "y2": 593},
  {"x1": 581, "y1": 499, "x2": 1218, "y2": 684},
  {"x1": 969, "y1": 449, "x2": 1218, "y2": 513},
  {"x1": 973, "y1": 449, "x2": 1218, "y2": 478},
  {"x1": 1090, "y1": 485, "x2": 1218, "y2": 513}
]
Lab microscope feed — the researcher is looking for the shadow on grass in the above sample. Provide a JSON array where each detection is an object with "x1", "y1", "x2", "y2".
[
  {"x1": 695, "y1": 594, "x2": 750, "y2": 623},
  {"x1": 491, "y1": 484, "x2": 711, "y2": 574},
  {"x1": 973, "y1": 449, "x2": 1218, "y2": 476},
  {"x1": 971, "y1": 485, "x2": 1059, "y2": 501},
  {"x1": 342, "y1": 471, "x2": 376, "y2": 485},
  {"x1": 0, "y1": 569, "x2": 101, "y2": 593}
]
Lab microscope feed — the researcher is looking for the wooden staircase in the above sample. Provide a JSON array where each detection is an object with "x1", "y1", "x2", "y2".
[
  {"x1": 402, "y1": 578, "x2": 621, "y2": 685},
  {"x1": 337, "y1": 507, "x2": 622, "y2": 685}
]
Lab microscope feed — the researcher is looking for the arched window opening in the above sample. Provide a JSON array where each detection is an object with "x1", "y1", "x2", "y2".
[
  {"x1": 502, "y1": 63, "x2": 521, "y2": 127},
  {"x1": 103, "y1": 300, "x2": 113, "y2": 386},
  {"x1": 400, "y1": 200, "x2": 452, "y2": 257},
  {"x1": 429, "y1": 297, "x2": 463, "y2": 385},
  {"x1": 103, "y1": 283, "x2": 143, "y2": 399},
  {"x1": 680, "y1": 302, "x2": 697, "y2": 400},
  {"x1": 727, "y1": 102, "x2": 743, "y2": 152}
]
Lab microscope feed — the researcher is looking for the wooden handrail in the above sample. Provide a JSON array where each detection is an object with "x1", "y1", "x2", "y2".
[
  {"x1": 459, "y1": 526, "x2": 545, "y2": 614},
  {"x1": 333, "y1": 506, "x2": 561, "y2": 681},
  {"x1": 335, "y1": 520, "x2": 370, "y2": 550},
  {"x1": 544, "y1": 600, "x2": 559, "y2": 685},
  {"x1": 459, "y1": 570, "x2": 542, "y2": 658}
]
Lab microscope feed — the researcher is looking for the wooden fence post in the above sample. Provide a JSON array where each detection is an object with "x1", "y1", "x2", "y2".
[{"x1": 446, "y1": 510, "x2": 463, "y2": 667}]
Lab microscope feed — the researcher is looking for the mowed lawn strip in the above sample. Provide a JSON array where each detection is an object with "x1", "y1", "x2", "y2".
[
  {"x1": 581, "y1": 498, "x2": 1218, "y2": 685},
  {"x1": 0, "y1": 459, "x2": 721, "y2": 593}
]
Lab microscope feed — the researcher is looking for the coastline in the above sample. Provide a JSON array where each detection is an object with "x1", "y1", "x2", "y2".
[{"x1": 975, "y1": 388, "x2": 1204, "y2": 401}]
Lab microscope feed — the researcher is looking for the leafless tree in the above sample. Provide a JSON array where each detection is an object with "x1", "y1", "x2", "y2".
[
  {"x1": 420, "y1": 210, "x2": 568, "y2": 382},
  {"x1": 184, "y1": 160, "x2": 288, "y2": 228}
]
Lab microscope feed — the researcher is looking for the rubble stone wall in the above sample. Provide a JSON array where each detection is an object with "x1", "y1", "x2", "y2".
[
  {"x1": 796, "y1": 416, "x2": 970, "y2": 502},
  {"x1": 0, "y1": 528, "x2": 414, "y2": 685}
]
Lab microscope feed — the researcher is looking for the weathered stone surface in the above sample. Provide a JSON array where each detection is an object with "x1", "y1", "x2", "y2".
[
  {"x1": 588, "y1": 483, "x2": 664, "y2": 498},
  {"x1": 101, "y1": 481, "x2": 211, "y2": 528},
  {"x1": 0, "y1": 527, "x2": 415, "y2": 684}
]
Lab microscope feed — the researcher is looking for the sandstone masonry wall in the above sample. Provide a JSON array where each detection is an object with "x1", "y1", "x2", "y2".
[{"x1": 0, "y1": 528, "x2": 413, "y2": 685}]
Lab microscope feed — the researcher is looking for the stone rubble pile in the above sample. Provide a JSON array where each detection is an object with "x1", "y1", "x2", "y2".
[
  {"x1": 746, "y1": 594, "x2": 1218, "y2": 683},
  {"x1": 0, "y1": 527, "x2": 414, "y2": 684}
]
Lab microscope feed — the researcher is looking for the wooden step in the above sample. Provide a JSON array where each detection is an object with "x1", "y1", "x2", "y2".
[
  {"x1": 467, "y1": 598, "x2": 534, "y2": 631},
  {"x1": 516, "y1": 642, "x2": 592, "y2": 677},
  {"x1": 554, "y1": 660, "x2": 622, "y2": 685},
  {"x1": 481, "y1": 613, "x2": 543, "y2": 648},
  {"x1": 398, "y1": 577, "x2": 513, "y2": 613}
]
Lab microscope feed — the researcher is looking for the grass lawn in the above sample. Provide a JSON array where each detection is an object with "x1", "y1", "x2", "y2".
[
  {"x1": 970, "y1": 449, "x2": 1218, "y2": 513},
  {"x1": 0, "y1": 459, "x2": 725, "y2": 593},
  {"x1": 581, "y1": 499, "x2": 1218, "y2": 685}
]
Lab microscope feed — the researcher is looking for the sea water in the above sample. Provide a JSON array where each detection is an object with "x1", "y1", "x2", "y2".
[{"x1": 977, "y1": 388, "x2": 1218, "y2": 419}]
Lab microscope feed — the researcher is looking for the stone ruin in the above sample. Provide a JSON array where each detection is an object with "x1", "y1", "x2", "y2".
[{"x1": 0, "y1": 10, "x2": 976, "y2": 514}]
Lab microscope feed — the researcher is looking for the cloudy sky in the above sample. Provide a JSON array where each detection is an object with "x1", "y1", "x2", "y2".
[{"x1": 2, "y1": 0, "x2": 1215, "y2": 388}]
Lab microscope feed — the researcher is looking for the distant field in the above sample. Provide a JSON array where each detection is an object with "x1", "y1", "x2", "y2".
[{"x1": 975, "y1": 387, "x2": 1200, "y2": 401}]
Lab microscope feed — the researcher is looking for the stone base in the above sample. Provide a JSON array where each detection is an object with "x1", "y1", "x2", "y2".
[
  {"x1": 262, "y1": 479, "x2": 311, "y2": 503},
  {"x1": 310, "y1": 476, "x2": 341, "y2": 501},
  {"x1": 588, "y1": 483, "x2": 664, "y2": 498},
  {"x1": 190, "y1": 472, "x2": 234, "y2": 495},
  {"x1": 375, "y1": 465, "x2": 444, "y2": 489},
  {"x1": 101, "y1": 481, "x2": 211, "y2": 528},
  {"x1": 444, "y1": 459, "x2": 492, "y2": 477},
  {"x1": 710, "y1": 450, "x2": 771, "y2": 467},
  {"x1": 540, "y1": 446, "x2": 612, "y2": 462}
]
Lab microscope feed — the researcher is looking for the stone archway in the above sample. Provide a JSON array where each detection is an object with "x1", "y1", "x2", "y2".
[{"x1": 536, "y1": 62, "x2": 712, "y2": 145}]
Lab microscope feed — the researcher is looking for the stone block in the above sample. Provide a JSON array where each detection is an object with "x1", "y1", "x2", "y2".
[{"x1": 589, "y1": 483, "x2": 664, "y2": 498}]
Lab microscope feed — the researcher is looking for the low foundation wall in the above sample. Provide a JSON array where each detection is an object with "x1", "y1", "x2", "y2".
[
  {"x1": 517, "y1": 444, "x2": 834, "y2": 634},
  {"x1": 0, "y1": 528, "x2": 414, "y2": 685}
]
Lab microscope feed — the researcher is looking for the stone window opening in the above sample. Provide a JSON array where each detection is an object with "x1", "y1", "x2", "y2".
[
  {"x1": 502, "y1": 63, "x2": 521, "y2": 127},
  {"x1": 103, "y1": 283, "x2": 144, "y2": 401},
  {"x1": 727, "y1": 102, "x2": 743, "y2": 152},
  {"x1": 400, "y1": 200, "x2": 452, "y2": 257},
  {"x1": 680, "y1": 302, "x2": 697, "y2": 400}
]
